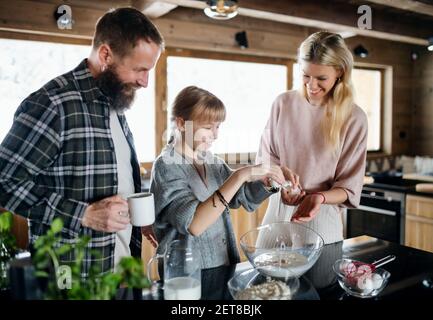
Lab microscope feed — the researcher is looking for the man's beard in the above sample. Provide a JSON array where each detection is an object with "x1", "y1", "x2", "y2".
[{"x1": 94, "y1": 64, "x2": 137, "y2": 112}]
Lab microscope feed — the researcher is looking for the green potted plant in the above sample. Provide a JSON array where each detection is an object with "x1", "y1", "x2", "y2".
[
  {"x1": 0, "y1": 211, "x2": 17, "y2": 290},
  {"x1": 30, "y1": 218, "x2": 150, "y2": 300}
]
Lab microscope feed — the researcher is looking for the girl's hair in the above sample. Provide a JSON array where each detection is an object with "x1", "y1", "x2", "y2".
[
  {"x1": 298, "y1": 31, "x2": 355, "y2": 151},
  {"x1": 168, "y1": 86, "x2": 226, "y2": 144}
]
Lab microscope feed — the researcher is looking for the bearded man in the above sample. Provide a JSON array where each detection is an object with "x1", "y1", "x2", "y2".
[{"x1": 0, "y1": 7, "x2": 163, "y2": 276}]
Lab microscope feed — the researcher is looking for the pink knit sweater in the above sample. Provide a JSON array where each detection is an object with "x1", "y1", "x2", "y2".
[{"x1": 257, "y1": 90, "x2": 368, "y2": 208}]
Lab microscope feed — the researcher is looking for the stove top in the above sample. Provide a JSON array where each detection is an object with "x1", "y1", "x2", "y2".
[{"x1": 364, "y1": 178, "x2": 422, "y2": 192}]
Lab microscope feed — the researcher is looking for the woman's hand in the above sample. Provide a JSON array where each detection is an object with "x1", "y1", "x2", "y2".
[
  {"x1": 281, "y1": 166, "x2": 301, "y2": 190},
  {"x1": 237, "y1": 164, "x2": 285, "y2": 185},
  {"x1": 281, "y1": 188, "x2": 306, "y2": 206},
  {"x1": 279, "y1": 166, "x2": 305, "y2": 205},
  {"x1": 291, "y1": 194, "x2": 324, "y2": 222}
]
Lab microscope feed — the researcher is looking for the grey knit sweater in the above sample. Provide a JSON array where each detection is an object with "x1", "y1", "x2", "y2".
[{"x1": 150, "y1": 144, "x2": 273, "y2": 269}]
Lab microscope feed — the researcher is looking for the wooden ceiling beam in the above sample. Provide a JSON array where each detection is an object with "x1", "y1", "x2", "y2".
[
  {"x1": 365, "y1": 0, "x2": 433, "y2": 18},
  {"x1": 154, "y1": 0, "x2": 431, "y2": 46}
]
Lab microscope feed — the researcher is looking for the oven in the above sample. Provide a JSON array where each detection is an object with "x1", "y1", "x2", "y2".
[{"x1": 346, "y1": 186, "x2": 406, "y2": 244}]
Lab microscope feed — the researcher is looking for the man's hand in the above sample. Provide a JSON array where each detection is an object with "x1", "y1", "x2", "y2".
[
  {"x1": 141, "y1": 225, "x2": 158, "y2": 248},
  {"x1": 291, "y1": 194, "x2": 324, "y2": 222},
  {"x1": 82, "y1": 195, "x2": 130, "y2": 232}
]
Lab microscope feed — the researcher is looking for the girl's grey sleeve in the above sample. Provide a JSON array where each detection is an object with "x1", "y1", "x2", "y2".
[
  {"x1": 150, "y1": 160, "x2": 200, "y2": 235},
  {"x1": 219, "y1": 162, "x2": 273, "y2": 212}
]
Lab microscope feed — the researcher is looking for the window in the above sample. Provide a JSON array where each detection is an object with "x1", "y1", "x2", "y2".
[
  {"x1": 352, "y1": 68, "x2": 381, "y2": 151},
  {"x1": 166, "y1": 52, "x2": 288, "y2": 156},
  {"x1": 124, "y1": 70, "x2": 155, "y2": 162},
  {"x1": 293, "y1": 63, "x2": 382, "y2": 151},
  {"x1": 0, "y1": 38, "x2": 155, "y2": 162},
  {"x1": 0, "y1": 38, "x2": 90, "y2": 143}
]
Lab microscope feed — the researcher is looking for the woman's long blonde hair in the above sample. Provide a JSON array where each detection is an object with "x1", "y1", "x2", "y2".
[{"x1": 298, "y1": 31, "x2": 355, "y2": 151}]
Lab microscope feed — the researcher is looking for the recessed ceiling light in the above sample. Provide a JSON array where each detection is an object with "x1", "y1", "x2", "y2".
[
  {"x1": 428, "y1": 37, "x2": 433, "y2": 52},
  {"x1": 204, "y1": 0, "x2": 238, "y2": 20}
]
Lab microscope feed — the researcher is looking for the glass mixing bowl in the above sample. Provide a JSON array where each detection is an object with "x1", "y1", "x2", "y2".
[
  {"x1": 333, "y1": 258, "x2": 391, "y2": 298},
  {"x1": 240, "y1": 222, "x2": 324, "y2": 279},
  {"x1": 227, "y1": 267, "x2": 300, "y2": 300}
]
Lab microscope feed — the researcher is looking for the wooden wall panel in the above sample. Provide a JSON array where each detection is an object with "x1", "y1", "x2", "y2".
[
  {"x1": 162, "y1": 6, "x2": 310, "y2": 38},
  {"x1": 155, "y1": 17, "x2": 304, "y2": 59},
  {"x1": 154, "y1": 51, "x2": 168, "y2": 156},
  {"x1": 0, "y1": 0, "x2": 101, "y2": 39},
  {"x1": 412, "y1": 52, "x2": 433, "y2": 156},
  {"x1": 344, "y1": 37, "x2": 417, "y2": 155}
]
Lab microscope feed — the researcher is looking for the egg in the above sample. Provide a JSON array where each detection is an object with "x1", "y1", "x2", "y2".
[
  {"x1": 357, "y1": 275, "x2": 374, "y2": 294},
  {"x1": 372, "y1": 273, "x2": 384, "y2": 289}
]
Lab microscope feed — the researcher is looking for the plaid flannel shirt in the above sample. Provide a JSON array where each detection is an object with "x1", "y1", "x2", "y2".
[{"x1": 0, "y1": 59, "x2": 143, "y2": 276}]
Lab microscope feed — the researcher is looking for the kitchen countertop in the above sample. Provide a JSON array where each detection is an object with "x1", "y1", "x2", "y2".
[
  {"x1": 403, "y1": 173, "x2": 433, "y2": 182},
  {"x1": 406, "y1": 188, "x2": 433, "y2": 198},
  {"x1": 2, "y1": 236, "x2": 432, "y2": 301},
  {"x1": 364, "y1": 179, "x2": 433, "y2": 198},
  {"x1": 177, "y1": 235, "x2": 433, "y2": 300}
]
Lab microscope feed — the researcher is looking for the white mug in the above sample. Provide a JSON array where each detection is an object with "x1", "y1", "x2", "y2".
[{"x1": 127, "y1": 192, "x2": 155, "y2": 226}]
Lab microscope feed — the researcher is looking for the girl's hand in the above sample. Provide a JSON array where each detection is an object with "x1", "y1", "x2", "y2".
[
  {"x1": 291, "y1": 194, "x2": 324, "y2": 222},
  {"x1": 238, "y1": 164, "x2": 285, "y2": 185}
]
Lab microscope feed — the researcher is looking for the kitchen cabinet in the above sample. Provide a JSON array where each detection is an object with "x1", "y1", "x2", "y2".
[{"x1": 405, "y1": 194, "x2": 433, "y2": 253}]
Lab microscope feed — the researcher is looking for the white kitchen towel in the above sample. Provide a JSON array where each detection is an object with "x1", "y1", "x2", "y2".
[
  {"x1": 258, "y1": 192, "x2": 343, "y2": 245},
  {"x1": 415, "y1": 156, "x2": 433, "y2": 174}
]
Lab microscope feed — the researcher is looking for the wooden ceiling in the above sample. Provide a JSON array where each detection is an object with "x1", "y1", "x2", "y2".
[
  {"x1": 137, "y1": 0, "x2": 433, "y2": 46},
  {"x1": 0, "y1": 0, "x2": 432, "y2": 47}
]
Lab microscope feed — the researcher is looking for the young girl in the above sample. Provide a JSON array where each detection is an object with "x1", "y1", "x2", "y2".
[
  {"x1": 257, "y1": 31, "x2": 368, "y2": 244},
  {"x1": 150, "y1": 86, "x2": 285, "y2": 268}
]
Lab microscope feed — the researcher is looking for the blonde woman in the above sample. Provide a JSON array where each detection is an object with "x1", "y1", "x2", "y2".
[
  {"x1": 150, "y1": 86, "x2": 286, "y2": 268},
  {"x1": 257, "y1": 31, "x2": 368, "y2": 244}
]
